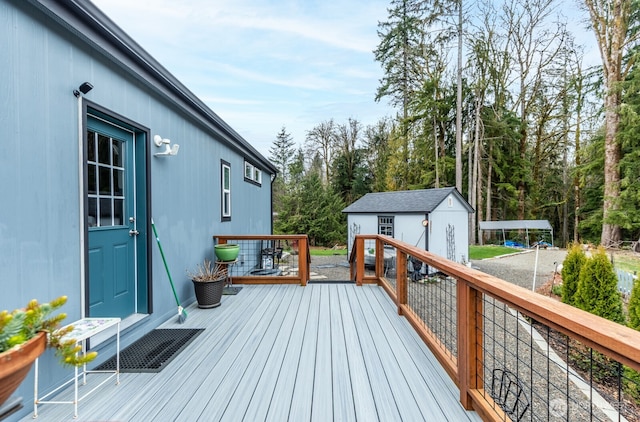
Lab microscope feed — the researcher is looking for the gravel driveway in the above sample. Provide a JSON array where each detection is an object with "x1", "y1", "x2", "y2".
[
  {"x1": 471, "y1": 248, "x2": 567, "y2": 290},
  {"x1": 309, "y1": 248, "x2": 569, "y2": 289}
]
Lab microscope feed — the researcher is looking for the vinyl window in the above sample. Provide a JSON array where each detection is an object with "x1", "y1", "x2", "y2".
[
  {"x1": 221, "y1": 161, "x2": 231, "y2": 220},
  {"x1": 244, "y1": 160, "x2": 262, "y2": 186}
]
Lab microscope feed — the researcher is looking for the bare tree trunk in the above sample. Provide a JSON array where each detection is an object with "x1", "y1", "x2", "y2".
[
  {"x1": 584, "y1": 0, "x2": 632, "y2": 246},
  {"x1": 434, "y1": 114, "x2": 439, "y2": 188},
  {"x1": 468, "y1": 125, "x2": 474, "y2": 245},
  {"x1": 485, "y1": 140, "x2": 493, "y2": 242},
  {"x1": 573, "y1": 86, "x2": 582, "y2": 244},
  {"x1": 455, "y1": 0, "x2": 463, "y2": 193},
  {"x1": 601, "y1": 83, "x2": 622, "y2": 246},
  {"x1": 470, "y1": 96, "x2": 483, "y2": 245}
]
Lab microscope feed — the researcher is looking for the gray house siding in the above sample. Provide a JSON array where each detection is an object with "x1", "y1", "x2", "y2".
[{"x1": 1, "y1": 1, "x2": 275, "y2": 417}]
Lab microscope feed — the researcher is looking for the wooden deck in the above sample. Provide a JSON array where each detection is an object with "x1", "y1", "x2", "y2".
[{"x1": 26, "y1": 284, "x2": 480, "y2": 421}]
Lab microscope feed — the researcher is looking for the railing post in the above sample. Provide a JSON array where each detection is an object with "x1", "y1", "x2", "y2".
[
  {"x1": 298, "y1": 236, "x2": 309, "y2": 286},
  {"x1": 457, "y1": 279, "x2": 483, "y2": 410},
  {"x1": 396, "y1": 249, "x2": 407, "y2": 315},
  {"x1": 355, "y1": 236, "x2": 364, "y2": 286}
]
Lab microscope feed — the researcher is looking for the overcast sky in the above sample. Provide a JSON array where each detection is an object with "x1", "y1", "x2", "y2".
[
  {"x1": 91, "y1": 0, "x2": 596, "y2": 159},
  {"x1": 91, "y1": 0, "x2": 394, "y2": 157}
]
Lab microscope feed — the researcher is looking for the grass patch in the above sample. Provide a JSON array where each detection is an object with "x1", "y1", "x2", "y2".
[
  {"x1": 470, "y1": 245, "x2": 522, "y2": 260},
  {"x1": 613, "y1": 253, "x2": 640, "y2": 274},
  {"x1": 309, "y1": 247, "x2": 348, "y2": 256}
]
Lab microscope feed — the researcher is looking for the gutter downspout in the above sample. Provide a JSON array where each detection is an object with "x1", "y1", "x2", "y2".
[{"x1": 270, "y1": 172, "x2": 277, "y2": 234}]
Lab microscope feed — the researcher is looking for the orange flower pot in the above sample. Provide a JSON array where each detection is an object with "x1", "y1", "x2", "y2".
[{"x1": 0, "y1": 332, "x2": 46, "y2": 406}]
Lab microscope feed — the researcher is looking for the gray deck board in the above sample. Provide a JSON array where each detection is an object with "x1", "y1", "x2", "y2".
[
  {"x1": 23, "y1": 284, "x2": 481, "y2": 422},
  {"x1": 336, "y1": 284, "x2": 379, "y2": 421},
  {"x1": 329, "y1": 285, "x2": 356, "y2": 422}
]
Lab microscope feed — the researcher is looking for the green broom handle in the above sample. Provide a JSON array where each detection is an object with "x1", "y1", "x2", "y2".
[{"x1": 151, "y1": 219, "x2": 181, "y2": 306}]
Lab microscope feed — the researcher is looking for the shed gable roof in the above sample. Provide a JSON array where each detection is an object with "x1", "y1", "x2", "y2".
[{"x1": 342, "y1": 187, "x2": 473, "y2": 214}]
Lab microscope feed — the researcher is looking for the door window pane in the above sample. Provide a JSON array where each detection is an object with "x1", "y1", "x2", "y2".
[
  {"x1": 99, "y1": 166, "x2": 112, "y2": 194},
  {"x1": 88, "y1": 197, "x2": 98, "y2": 227},
  {"x1": 112, "y1": 139, "x2": 123, "y2": 167},
  {"x1": 114, "y1": 169, "x2": 124, "y2": 196},
  {"x1": 88, "y1": 165, "x2": 97, "y2": 195},
  {"x1": 100, "y1": 198, "x2": 113, "y2": 226},
  {"x1": 114, "y1": 199, "x2": 124, "y2": 226},
  {"x1": 87, "y1": 130, "x2": 96, "y2": 162},
  {"x1": 98, "y1": 134, "x2": 111, "y2": 164}
]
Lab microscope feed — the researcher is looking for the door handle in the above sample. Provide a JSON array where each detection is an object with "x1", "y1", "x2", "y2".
[{"x1": 129, "y1": 230, "x2": 140, "y2": 236}]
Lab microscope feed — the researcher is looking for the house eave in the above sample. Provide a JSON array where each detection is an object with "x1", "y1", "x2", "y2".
[{"x1": 28, "y1": 0, "x2": 276, "y2": 174}]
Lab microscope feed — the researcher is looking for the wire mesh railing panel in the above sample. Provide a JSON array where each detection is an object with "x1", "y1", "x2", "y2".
[
  {"x1": 476, "y1": 295, "x2": 640, "y2": 422},
  {"x1": 363, "y1": 238, "x2": 377, "y2": 279},
  {"x1": 214, "y1": 238, "x2": 300, "y2": 278},
  {"x1": 336, "y1": 234, "x2": 640, "y2": 421},
  {"x1": 405, "y1": 255, "x2": 458, "y2": 360},
  {"x1": 380, "y1": 243, "x2": 397, "y2": 290}
]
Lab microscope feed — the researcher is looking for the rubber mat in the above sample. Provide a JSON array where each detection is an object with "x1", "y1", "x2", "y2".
[
  {"x1": 223, "y1": 286, "x2": 242, "y2": 295},
  {"x1": 95, "y1": 328, "x2": 204, "y2": 373}
]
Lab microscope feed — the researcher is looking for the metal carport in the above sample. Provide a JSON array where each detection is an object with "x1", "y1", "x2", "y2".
[{"x1": 478, "y1": 220, "x2": 554, "y2": 248}]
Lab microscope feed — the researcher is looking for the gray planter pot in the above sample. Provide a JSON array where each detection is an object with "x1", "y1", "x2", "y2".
[{"x1": 192, "y1": 277, "x2": 225, "y2": 308}]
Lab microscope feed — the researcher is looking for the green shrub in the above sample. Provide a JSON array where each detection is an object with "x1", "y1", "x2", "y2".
[
  {"x1": 561, "y1": 243, "x2": 586, "y2": 306},
  {"x1": 575, "y1": 247, "x2": 626, "y2": 324},
  {"x1": 624, "y1": 366, "x2": 640, "y2": 402}
]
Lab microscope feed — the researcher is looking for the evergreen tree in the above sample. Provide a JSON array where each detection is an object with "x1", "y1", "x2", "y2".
[
  {"x1": 561, "y1": 243, "x2": 586, "y2": 306},
  {"x1": 269, "y1": 127, "x2": 296, "y2": 184},
  {"x1": 273, "y1": 148, "x2": 346, "y2": 245},
  {"x1": 615, "y1": 60, "x2": 640, "y2": 242},
  {"x1": 269, "y1": 127, "x2": 296, "y2": 219},
  {"x1": 575, "y1": 247, "x2": 626, "y2": 324},
  {"x1": 273, "y1": 149, "x2": 305, "y2": 236},
  {"x1": 629, "y1": 277, "x2": 640, "y2": 330},
  {"x1": 577, "y1": 133, "x2": 605, "y2": 243}
]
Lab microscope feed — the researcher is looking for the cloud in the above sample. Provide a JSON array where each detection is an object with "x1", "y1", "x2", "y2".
[{"x1": 89, "y1": 0, "x2": 395, "y2": 159}]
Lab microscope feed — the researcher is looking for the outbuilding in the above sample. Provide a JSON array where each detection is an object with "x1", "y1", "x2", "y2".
[
  {"x1": 342, "y1": 187, "x2": 474, "y2": 264},
  {"x1": 1, "y1": 0, "x2": 275, "y2": 417}
]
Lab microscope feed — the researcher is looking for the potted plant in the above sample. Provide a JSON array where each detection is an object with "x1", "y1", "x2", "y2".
[
  {"x1": 0, "y1": 296, "x2": 97, "y2": 406},
  {"x1": 214, "y1": 244, "x2": 240, "y2": 262},
  {"x1": 188, "y1": 259, "x2": 227, "y2": 308}
]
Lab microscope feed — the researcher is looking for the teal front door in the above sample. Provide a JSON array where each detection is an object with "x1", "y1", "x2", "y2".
[{"x1": 87, "y1": 115, "x2": 138, "y2": 318}]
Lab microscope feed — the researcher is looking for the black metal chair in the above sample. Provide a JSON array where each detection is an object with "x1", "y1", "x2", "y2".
[{"x1": 490, "y1": 368, "x2": 530, "y2": 421}]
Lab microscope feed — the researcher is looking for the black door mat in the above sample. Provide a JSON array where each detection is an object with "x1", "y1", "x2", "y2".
[{"x1": 95, "y1": 328, "x2": 203, "y2": 373}]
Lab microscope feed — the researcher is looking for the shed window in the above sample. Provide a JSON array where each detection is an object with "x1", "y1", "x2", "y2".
[
  {"x1": 221, "y1": 161, "x2": 231, "y2": 220},
  {"x1": 378, "y1": 216, "x2": 394, "y2": 237}
]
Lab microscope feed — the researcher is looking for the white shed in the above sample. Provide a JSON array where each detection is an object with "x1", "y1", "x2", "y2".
[{"x1": 342, "y1": 187, "x2": 474, "y2": 264}]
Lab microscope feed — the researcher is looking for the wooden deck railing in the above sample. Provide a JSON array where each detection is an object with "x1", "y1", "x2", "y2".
[
  {"x1": 213, "y1": 235, "x2": 310, "y2": 286},
  {"x1": 351, "y1": 234, "x2": 640, "y2": 422}
]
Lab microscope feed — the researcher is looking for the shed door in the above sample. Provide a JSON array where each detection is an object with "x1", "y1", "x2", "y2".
[{"x1": 86, "y1": 116, "x2": 137, "y2": 318}]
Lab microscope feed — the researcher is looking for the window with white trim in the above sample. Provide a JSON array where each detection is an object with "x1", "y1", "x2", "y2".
[
  {"x1": 378, "y1": 216, "x2": 394, "y2": 237},
  {"x1": 221, "y1": 161, "x2": 231, "y2": 220},
  {"x1": 244, "y1": 160, "x2": 262, "y2": 186}
]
